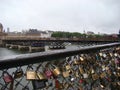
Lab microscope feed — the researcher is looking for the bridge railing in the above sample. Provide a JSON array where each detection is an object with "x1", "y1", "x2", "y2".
[
  {"x1": 0, "y1": 43, "x2": 120, "y2": 90},
  {"x1": 2, "y1": 36, "x2": 119, "y2": 42}
]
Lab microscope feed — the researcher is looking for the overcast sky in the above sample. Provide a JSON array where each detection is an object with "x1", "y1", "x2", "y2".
[{"x1": 0, "y1": 0, "x2": 120, "y2": 34}]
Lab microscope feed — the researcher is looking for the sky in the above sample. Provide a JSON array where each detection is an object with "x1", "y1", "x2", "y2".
[{"x1": 0, "y1": 0, "x2": 120, "y2": 34}]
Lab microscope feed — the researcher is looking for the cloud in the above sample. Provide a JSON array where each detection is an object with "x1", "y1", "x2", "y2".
[{"x1": 0, "y1": 0, "x2": 120, "y2": 34}]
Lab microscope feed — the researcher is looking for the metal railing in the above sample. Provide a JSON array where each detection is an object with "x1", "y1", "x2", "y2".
[{"x1": 0, "y1": 43, "x2": 120, "y2": 90}]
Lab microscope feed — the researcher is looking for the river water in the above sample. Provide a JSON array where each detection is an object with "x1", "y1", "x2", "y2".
[
  {"x1": 0, "y1": 47, "x2": 28, "y2": 58},
  {"x1": 0, "y1": 45, "x2": 81, "y2": 58}
]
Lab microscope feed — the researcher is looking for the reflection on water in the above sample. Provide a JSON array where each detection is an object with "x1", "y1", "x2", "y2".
[{"x1": 0, "y1": 48, "x2": 28, "y2": 58}]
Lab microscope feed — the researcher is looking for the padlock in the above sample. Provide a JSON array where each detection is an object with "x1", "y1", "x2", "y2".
[
  {"x1": 80, "y1": 57, "x2": 84, "y2": 61},
  {"x1": 37, "y1": 72, "x2": 47, "y2": 81},
  {"x1": 114, "y1": 53, "x2": 118, "y2": 57},
  {"x1": 75, "y1": 71, "x2": 79, "y2": 77},
  {"x1": 32, "y1": 80, "x2": 46, "y2": 90},
  {"x1": 102, "y1": 65, "x2": 106, "y2": 71},
  {"x1": 26, "y1": 71, "x2": 37, "y2": 80},
  {"x1": 66, "y1": 64, "x2": 71, "y2": 70},
  {"x1": 74, "y1": 56, "x2": 80, "y2": 65},
  {"x1": 55, "y1": 79, "x2": 63, "y2": 89},
  {"x1": 26, "y1": 66, "x2": 38, "y2": 80},
  {"x1": 83, "y1": 73, "x2": 88, "y2": 79},
  {"x1": 109, "y1": 52, "x2": 113, "y2": 57},
  {"x1": 51, "y1": 65, "x2": 61, "y2": 76},
  {"x1": 99, "y1": 52, "x2": 103, "y2": 57},
  {"x1": 100, "y1": 72, "x2": 106, "y2": 78},
  {"x1": 103, "y1": 53, "x2": 107, "y2": 58},
  {"x1": 79, "y1": 66, "x2": 84, "y2": 74},
  {"x1": 92, "y1": 73, "x2": 99, "y2": 80},
  {"x1": 44, "y1": 68, "x2": 53, "y2": 79},
  {"x1": 3, "y1": 71, "x2": 13, "y2": 83},
  {"x1": 91, "y1": 69, "x2": 95, "y2": 74},
  {"x1": 99, "y1": 79, "x2": 106, "y2": 89},
  {"x1": 62, "y1": 71, "x2": 70, "y2": 78},
  {"x1": 14, "y1": 67, "x2": 23, "y2": 79}
]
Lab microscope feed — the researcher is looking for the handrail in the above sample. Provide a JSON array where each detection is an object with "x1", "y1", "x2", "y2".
[{"x1": 0, "y1": 42, "x2": 120, "y2": 69}]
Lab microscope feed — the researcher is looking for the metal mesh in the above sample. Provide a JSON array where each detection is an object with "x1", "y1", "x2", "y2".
[{"x1": 0, "y1": 47, "x2": 120, "y2": 90}]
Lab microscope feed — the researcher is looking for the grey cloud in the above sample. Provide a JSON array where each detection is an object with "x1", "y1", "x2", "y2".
[{"x1": 0, "y1": 0, "x2": 120, "y2": 34}]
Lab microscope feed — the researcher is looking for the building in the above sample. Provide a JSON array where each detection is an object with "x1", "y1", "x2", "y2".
[
  {"x1": 0, "y1": 23, "x2": 3, "y2": 33},
  {"x1": 25, "y1": 29, "x2": 53, "y2": 38},
  {"x1": 0, "y1": 23, "x2": 7, "y2": 36},
  {"x1": 86, "y1": 31, "x2": 94, "y2": 35}
]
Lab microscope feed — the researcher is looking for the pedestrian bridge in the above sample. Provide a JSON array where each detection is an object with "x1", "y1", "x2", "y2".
[{"x1": 0, "y1": 43, "x2": 120, "y2": 90}]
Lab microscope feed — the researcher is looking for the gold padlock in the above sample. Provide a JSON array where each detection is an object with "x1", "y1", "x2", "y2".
[
  {"x1": 62, "y1": 71, "x2": 70, "y2": 78},
  {"x1": 100, "y1": 72, "x2": 106, "y2": 78},
  {"x1": 65, "y1": 64, "x2": 71, "y2": 70},
  {"x1": 74, "y1": 60, "x2": 80, "y2": 64},
  {"x1": 37, "y1": 72, "x2": 47, "y2": 80},
  {"x1": 80, "y1": 57, "x2": 84, "y2": 61},
  {"x1": 99, "y1": 53, "x2": 103, "y2": 56},
  {"x1": 79, "y1": 67, "x2": 84, "y2": 74},
  {"x1": 52, "y1": 67, "x2": 61, "y2": 76},
  {"x1": 74, "y1": 57, "x2": 80, "y2": 65},
  {"x1": 109, "y1": 53, "x2": 113, "y2": 57},
  {"x1": 91, "y1": 69, "x2": 95, "y2": 74},
  {"x1": 105, "y1": 66, "x2": 109, "y2": 70},
  {"x1": 92, "y1": 73, "x2": 99, "y2": 80},
  {"x1": 26, "y1": 71, "x2": 38, "y2": 80}
]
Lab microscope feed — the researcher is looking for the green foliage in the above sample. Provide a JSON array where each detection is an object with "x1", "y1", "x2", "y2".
[
  {"x1": 51, "y1": 31, "x2": 83, "y2": 38},
  {"x1": 51, "y1": 31, "x2": 104, "y2": 38}
]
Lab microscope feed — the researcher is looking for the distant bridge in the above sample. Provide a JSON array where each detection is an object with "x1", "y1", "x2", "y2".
[
  {"x1": 0, "y1": 35, "x2": 119, "y2": 52},
  {"x1": 1, "y1": 35, "x2": 119, "y2": 43}
]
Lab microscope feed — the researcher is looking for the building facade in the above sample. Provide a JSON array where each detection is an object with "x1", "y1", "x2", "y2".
[{"x1": 0, "y1": 23, "x2": 3, "y2": 33}]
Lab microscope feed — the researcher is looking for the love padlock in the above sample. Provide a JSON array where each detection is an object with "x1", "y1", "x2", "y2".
[
  {"x1": 44, "y1": 68, "x2": 53, "y2": 79},
  {"x1": 26, "y1": 66, "x2": 38, "y2": 80},
  {"x1": 51, "y1": 64, "x2": 61, "y2": 76},
  {"x1": 14, "y1": 67, "x2": 23, "y2": 79},
  {"x1": 3, "y1": 71, "x2": 13, "y2": 83}
]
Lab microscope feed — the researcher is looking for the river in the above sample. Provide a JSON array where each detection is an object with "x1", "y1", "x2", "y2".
[
  {"x1": 0, "y1": 45, "x2": 81, "y2": 58},
  {"x1": 0, "y1": 47, "x2": 28, "y2": 58}
]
